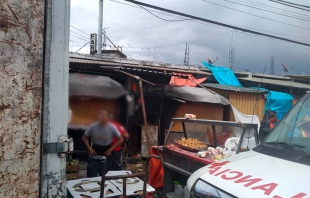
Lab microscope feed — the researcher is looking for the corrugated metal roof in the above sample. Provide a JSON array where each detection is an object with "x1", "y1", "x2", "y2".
[
  {"x1": 202, "y1": 83, "x2": 268, "y2": 93},
  {"x1": 70, "y1": 53, "x2": 207, "y2": 70},
  {"x1": 149, "y1": 86, "x2": 230, "y2": 105},
  {"x1": 70, "y1": 57, "x2": 211, "y2": 75},
  {"x1": 235, "y1": 72, "x2": 291, "y2": 80},
  {"x1": 287, "y1": 74, "x2": 310, "y2": 78},
  {"x1": 239, "y1": 77, "x2": 310, "y2": 89}
]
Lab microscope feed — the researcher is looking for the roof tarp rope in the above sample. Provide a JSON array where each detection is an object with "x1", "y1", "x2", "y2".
[{"x1": 202, "y1": 62, "x2": 242, "y2": 87}]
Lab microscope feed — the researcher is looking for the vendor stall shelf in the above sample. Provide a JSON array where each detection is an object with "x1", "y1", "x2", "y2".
[{"x1": 156, "y1": 118, "x2": 258, "y2": 197}]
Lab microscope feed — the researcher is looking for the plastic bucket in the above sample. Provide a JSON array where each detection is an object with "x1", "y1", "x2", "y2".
[{"x1": 174, "y1": 184, "x2": 184, "y2": 196}]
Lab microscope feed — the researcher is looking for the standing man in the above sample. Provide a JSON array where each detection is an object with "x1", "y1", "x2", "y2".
[
  {"x1": 82, "y1": 109, "x2": 123, "y2": 178},
  {"x1": 110, "y1": 116, "x2": 129, "y2": 170}
]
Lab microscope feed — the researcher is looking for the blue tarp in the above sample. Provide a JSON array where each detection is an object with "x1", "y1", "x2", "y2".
[
  {"x1": 264, "y1": 91, "x2": 293, "y2": 120},
  {"x1": 202, "y1": 62, "x2": 242, "y2": 87},
  {"x1": 201, "y1": 61, "x2": 293, "y2": 120}
]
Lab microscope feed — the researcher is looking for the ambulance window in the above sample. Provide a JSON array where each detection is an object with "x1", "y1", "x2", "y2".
[{"x1": 263, "y1": 94, "x2": 310, "y2": 158}]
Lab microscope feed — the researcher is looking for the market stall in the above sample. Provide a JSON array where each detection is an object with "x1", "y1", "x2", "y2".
[{"x1": 150, "y1": 117, "x2": 258, "y2": 197}]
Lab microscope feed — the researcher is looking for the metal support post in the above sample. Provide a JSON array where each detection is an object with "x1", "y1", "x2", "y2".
[
  {"x1": 97, "y1": 0, "x2": 103, "y2": 54},
  {"x1": 41, "y1": 0, "x2": 70, "y2": 197},
  {"x1": 100, "y1": 156, "x2": 107, "y2": 198}
]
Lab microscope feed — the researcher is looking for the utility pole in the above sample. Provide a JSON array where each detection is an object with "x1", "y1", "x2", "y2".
[
  {"x1": 97, "y1": 0, "x2": 103, "y2": 54},
  {"x1": 41, "y1": 0, "x2": 71, "y2": 197}
]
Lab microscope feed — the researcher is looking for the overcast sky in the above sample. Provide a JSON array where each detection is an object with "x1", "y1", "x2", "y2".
[{"x1": 70, "y1": 0, "x2": 310, "y2": 75}]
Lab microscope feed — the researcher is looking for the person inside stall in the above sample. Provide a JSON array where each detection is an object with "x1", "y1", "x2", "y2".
[
  {"x1": 270, "y1": 111, "x2": 278, "y2": 129},
  {"x1": 260, "y1": 111, "x2": 279, "y2": 142},
  {"x1": 110, "y1": 114, "x2": 129, "y2": 171},
  {"x1": 82, "y1": 109, "x2": 123, "y2": 178}
]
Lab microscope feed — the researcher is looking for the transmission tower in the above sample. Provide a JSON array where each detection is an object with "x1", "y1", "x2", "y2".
[
  {"x1": 229, "y1": 46, "x2": 235, "y2": 70},
  {"x1": 270, "y1": 56, "x2": 275, "y2": 75},
  {"x1": 184, "y1": 43, "x2": 189, "y2": 66}
]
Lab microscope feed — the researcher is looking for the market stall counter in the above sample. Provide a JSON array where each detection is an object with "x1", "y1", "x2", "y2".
[{"x1": 150, "y1": 118, "x2": 258, "y2": 198}]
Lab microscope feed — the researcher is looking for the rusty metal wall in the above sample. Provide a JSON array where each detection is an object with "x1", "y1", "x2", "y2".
[{"x1": 0, "y1": 0, "x2": 44, "y2": 197}]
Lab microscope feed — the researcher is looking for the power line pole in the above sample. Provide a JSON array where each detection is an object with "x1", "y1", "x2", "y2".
[
  {"x1": 97, "y1": 0, "x2": 103, "y2": 55},
  {"x1": 229, "y1": 46, "x2": 235, "y2": 70},
  {"x1": 270, "y1": 56, "x2": 275, "y2": 75}
]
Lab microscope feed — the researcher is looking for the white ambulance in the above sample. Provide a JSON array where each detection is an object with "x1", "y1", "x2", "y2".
[{"x1": 184, "y1": 92, "x2": 310, "y2": 198}]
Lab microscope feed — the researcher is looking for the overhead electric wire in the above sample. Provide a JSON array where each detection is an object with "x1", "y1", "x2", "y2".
[
  {"x1": 199, "y1": 0, "x2": 310, "y2": 30},
  {"x1": 70, "y1": 30, "x2": 89, "y2": 39},
  {"x1": 269, "y1": 0, "x2": 310, "y2": 12},
  {"x1": 110, "y1": 0, "x2": 233, "y2": 31},
  {"x1": 237, "y1": 25, "x2": 310, "y2": 40},
  {"x1": 70, "y1": 23, "x2": 133, "y2": 57},
  {"x1": 70, "y1": 40, "x2": 90, "y2": 43},
  {"x1": 111, "y1": 0, "x2": 310, "y2": 39},
  {"x1": 271, "y1": 0, "x2": 310, "y2": 9},
  {"x1": 137, "y1": 1, "x2": 310, "y2": 41},
  {"x1": 112, "y1": 0, "x2": 309, "y2": 41},
  {"x1": 124, "y1": 0, "x2": 310, "y2": 46},
  {"x1": 119, "y1": 31, "x2": 233, "y2": 49},
  {"x1": 218, "y1": 0, "x2": 310, "y2": 22},
  {"x1": 111, "y1": 0, "x2": 234, "y2": 31},
  {"x1": 70, "y1": 34, "x2": 89, "y2": 41},
  {"x1": 242, "y1": 0, "x2": 310, "y2": 18},
  {"x1": 163, "y1": 11, "x2": 310, "y2": 40},
  {"x1": 70, "y1": 25, "x2": 89, "y2": 35},
  {"x1": 70, "y1": 26, "x2": 91, "y2": 45},
  {"x1": 138, "y1": 4, "x2": 194, "y2": 22}
]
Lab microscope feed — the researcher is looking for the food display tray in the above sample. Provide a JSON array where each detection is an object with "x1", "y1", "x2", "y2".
[{"x1": 174, "y1": 141, "x2": 208, "y2": 152}]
